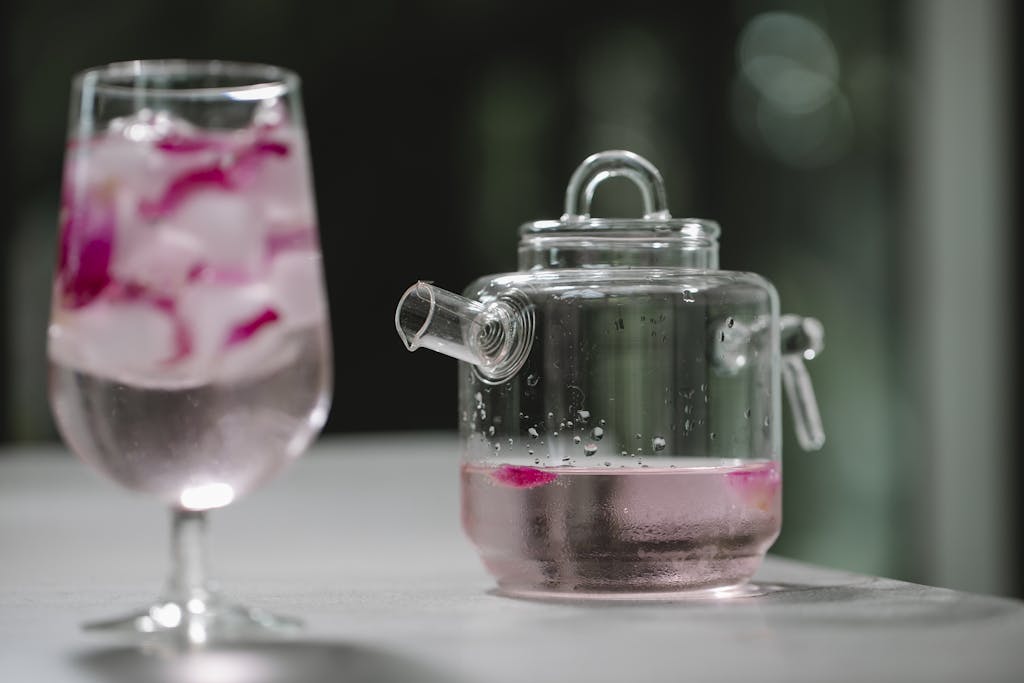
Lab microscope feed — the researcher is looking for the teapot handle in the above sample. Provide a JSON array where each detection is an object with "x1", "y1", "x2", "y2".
[
  {"x1": 780, "y1": 315, "x2": 826, "y2": 450},
  {"x1": 561, "y1": 150, "x2": 672, "y2": 222}
]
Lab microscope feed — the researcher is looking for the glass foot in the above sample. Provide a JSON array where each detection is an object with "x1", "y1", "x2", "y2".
[{"x1": 83, "y1": 595, "x2": 301, "y2": 645}]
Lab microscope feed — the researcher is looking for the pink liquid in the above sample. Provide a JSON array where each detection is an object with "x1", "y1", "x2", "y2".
[
  {"x1": 50, "y1": 326, "x2": 330, "y2": 510},
  {"x1": 461, "y1": 460, "x2": 781, "y2": 596}
]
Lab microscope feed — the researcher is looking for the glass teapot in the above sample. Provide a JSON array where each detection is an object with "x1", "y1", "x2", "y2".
[{"x1": 395, "y1": 150, "x2": 824, "y2": 598}]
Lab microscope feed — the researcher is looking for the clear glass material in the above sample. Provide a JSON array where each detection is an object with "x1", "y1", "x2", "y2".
[
  {"x1": 396, "y1": 150, "x2": 823, "y2": 597},
  {"x1": 48, "y1": 60, "x2": 332, "y2": 641}
]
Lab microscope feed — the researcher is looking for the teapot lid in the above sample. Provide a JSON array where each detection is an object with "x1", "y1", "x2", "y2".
[{"x1": 519, "y1": 150, "x2": 720, "y2": 269}]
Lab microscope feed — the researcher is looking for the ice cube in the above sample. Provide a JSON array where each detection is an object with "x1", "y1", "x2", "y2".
[
  {"x1": 167, "y1": 190, "x2": 265, "y2": 275},
  {"x1": 113, "y1": 226, "x2": 205, "y2": 294},
  {"x1": 267, "y1": 251, "x2": 325, "y2": 329},
  {"x1": 49, "y1": 299, "x2": 178, "y2": 383},
  {"x1": 177, "y1": 280, "x2": 285, "y2": 379}
]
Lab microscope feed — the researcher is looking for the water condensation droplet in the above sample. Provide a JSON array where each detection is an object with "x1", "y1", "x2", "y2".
[
  {"x1": 683, "y1": 290, "x2": 695, "y2": 303},
  {"x1": 577, "y1": 410, "x2": 591, "y2": 421},
  {"x1": 552, "y1": 431, "x2": 559, "y2": 437},
  {"x1": 710, "y1": 432, "x2": 717, "y2": 440},
  {"x1": 764, "y1": 417, "x2": 771, "y2": 427},
  {"x1": 508, "y1": 438, "x2": 514, "y2": 446},
  {"x1": 573, "y1": 435, "x2": 582, "y2": 445},
  {"x1": 526, "y1": 374, "x2": 539, "y2": 387},
  {"x1": 528, "y1": 427, "x2": 539, "y2": 438},
  {"x1": 700, "y1": 383, "x2": 707, "y2": 392},
  {"x1": 604, "y1": 461, "x2": 612, "y2": 467},
  {"x1": 591, "y1": 427, "x2": 604, "y2": 440},
  {"x1": 493, "y1": 443, "x2": 501, "y2": 451},
  {"x1": 584, "y1": 443, "x2": 598, "y2": 456},
  {"x1": 534, "y1": 457, "x2": 540, "y2": 464},
  {"x1": 634, "y1": 433, "x2": 642, "y2": 440},
  {"x1": 599, "y1": 418, "x2": 606, "y2": 426},
  {"x1": 745, "y1": 409, "x2": 752, "y2": 419},
  {"x1": 487, "y1": 425, "x2": 495, "y2": 436},
  {"x1": 652, "y1": 436, "x2": 667, "y2": 452},
  {"x1": 566, "y1": 421, "x2": 574, "y2": 428}
]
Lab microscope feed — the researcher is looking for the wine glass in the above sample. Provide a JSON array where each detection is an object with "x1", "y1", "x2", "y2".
[{"x1": 48, "y1": 60, "x2": 332, "y2": 643}]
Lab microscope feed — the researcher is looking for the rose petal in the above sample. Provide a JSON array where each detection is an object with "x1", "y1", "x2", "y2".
[
  {"x1": 266, "y1": 229, "x2": 315, "y2": 259},
  {"x1": 140, "y1": 166, "x2": 233, "y2": 219},
  {"x1": 154, "y1": 135, "x2": 223, "y2": 153},
  {"x1": 225, "y1": 307, "x2": 280, "y2": 347},
  {"x1": 491, "y1": 465, "x2": 558, "y2": 489},
  {"x1": 59, "y1": 187, "x2": 116, "y2": 309}
]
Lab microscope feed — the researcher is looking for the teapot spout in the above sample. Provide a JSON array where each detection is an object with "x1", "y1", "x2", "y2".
[{"x1": 395, "y1": 281, "x2": 533, "y2": 383}]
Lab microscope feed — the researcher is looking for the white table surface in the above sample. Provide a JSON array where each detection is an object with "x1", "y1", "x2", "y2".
[{"x1": 2, "y1": 433, "x2": 1023, "y2": 682}]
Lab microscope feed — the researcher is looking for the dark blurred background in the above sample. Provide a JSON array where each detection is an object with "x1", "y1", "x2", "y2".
[{"x1": 1, "y1": 1, "x2": 1019, "y2": 596}]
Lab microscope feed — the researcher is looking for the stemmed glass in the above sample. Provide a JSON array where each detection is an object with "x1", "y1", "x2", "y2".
[{"x1": 48, "y1": 60, "x2": 332, "y2": 643}]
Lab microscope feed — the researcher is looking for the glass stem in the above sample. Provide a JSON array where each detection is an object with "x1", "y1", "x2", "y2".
[{"x1": 165, "y1": 509, "x2": 212, "y2": 603}]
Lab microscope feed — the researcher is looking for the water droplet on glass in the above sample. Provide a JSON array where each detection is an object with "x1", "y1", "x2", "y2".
[
  {"x1": 604, "y1": 461, "x2": 612, "y2": 467},
  {"x1": 764, "y1": 417, "x2": 771, "y2": 427},
  {"x1": 728, "y1": 317, "x2": 735, "y2": 328},
  {"x1": 652, "y1": 436, "x2": 667, "y2": 452},
  {"x1": 599, "y1": 418, "x2": 606, "y2": 426},
  {"x1": 634, "y1": 433, "x2": 642, "y2": 440},
  {"x1": 566, "y1": 421, "x2": 574, "y2": 428},
  {"x1": 508, "y1": 438, "x2": 514, "y2": 446},
  {"x1": 683, "y1": 290, "x2": 695, "y2": 303},
  {"x1": 710, "y1": 432, "x2": 717, "y2": 440},
  {"x1": 488, "y1": 425, "x2": 495, "y2": 436},
  {"x1": 526, "y1": 374, "x2": 539, "y2": 387},
  {"x1": 591, "y1": 427, "x2": 604, "y2": 440},
  {"x1": 573, "y1": 435, "x2": 582, "y2": 445},
  {"x1": 700, "y1": 383, "x2": 707, "y2": 392},
  {"x1": 528, "y1": 427, "x2": 539, "y2": 438},
  {"x1": 584, "y1": 443, "x2": 598, "y2": 456},
  {"x1": 548, "y1": 412, "x2": 554, "y2": 418},
  {"x1": 552, "y1": 431, "x2": 559, "y2": 437},
  {"x1": 620, "y1": 450, "x2": 628, "y2": 457},
  {"x1": 534, "y1": 457, "x2": 540, "y2": 464},
  {"x1": 684, "y1": 404, "x2": 692, "y2": 415},
  {"x1": 577, "y1": 410, "x2": 591, "y2": 421},
  {"x1": 745, "y1": 409, "x2": 752, "y2": 419},
  {"x1": 493, "y1": 443, "x2": 501, "y2": 451},
  {"x1": 684, "y1": 419, "x2": 692, "y2": 432}
]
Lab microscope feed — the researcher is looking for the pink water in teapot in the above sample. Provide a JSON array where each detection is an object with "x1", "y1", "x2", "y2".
[{"x1": 461, "y1": 459, "x2": 780, "y2": 596}]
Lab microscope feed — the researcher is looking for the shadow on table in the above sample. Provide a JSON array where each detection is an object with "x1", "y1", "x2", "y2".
[{"x1": 72, "y1": 640, "x2": 456, "y2": 683}]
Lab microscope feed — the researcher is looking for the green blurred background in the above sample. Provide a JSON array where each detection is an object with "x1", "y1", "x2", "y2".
[{"x1": 1, "y1": 0, "x2": 1019, "y2": 596}]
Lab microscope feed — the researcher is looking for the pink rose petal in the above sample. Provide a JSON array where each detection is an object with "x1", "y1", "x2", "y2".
[
  {"x1": 154, "y1": 135, "x2": 223, "y2": 153},
  {"x1": 225, "y1": 307, "x2": 280, "y2": 347},
  {"x1": 491, "y1": 465, "x2": 558, "y2": 489},
  {"x1": 58, "y1": 187, "x2": 116, "y2": 309},
  {"x1": 140, "y1": 166, "x2": 233, "y2": 219},
  {"x1": 266, "y1": 229, "x2": 315, "y2": 258}
]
